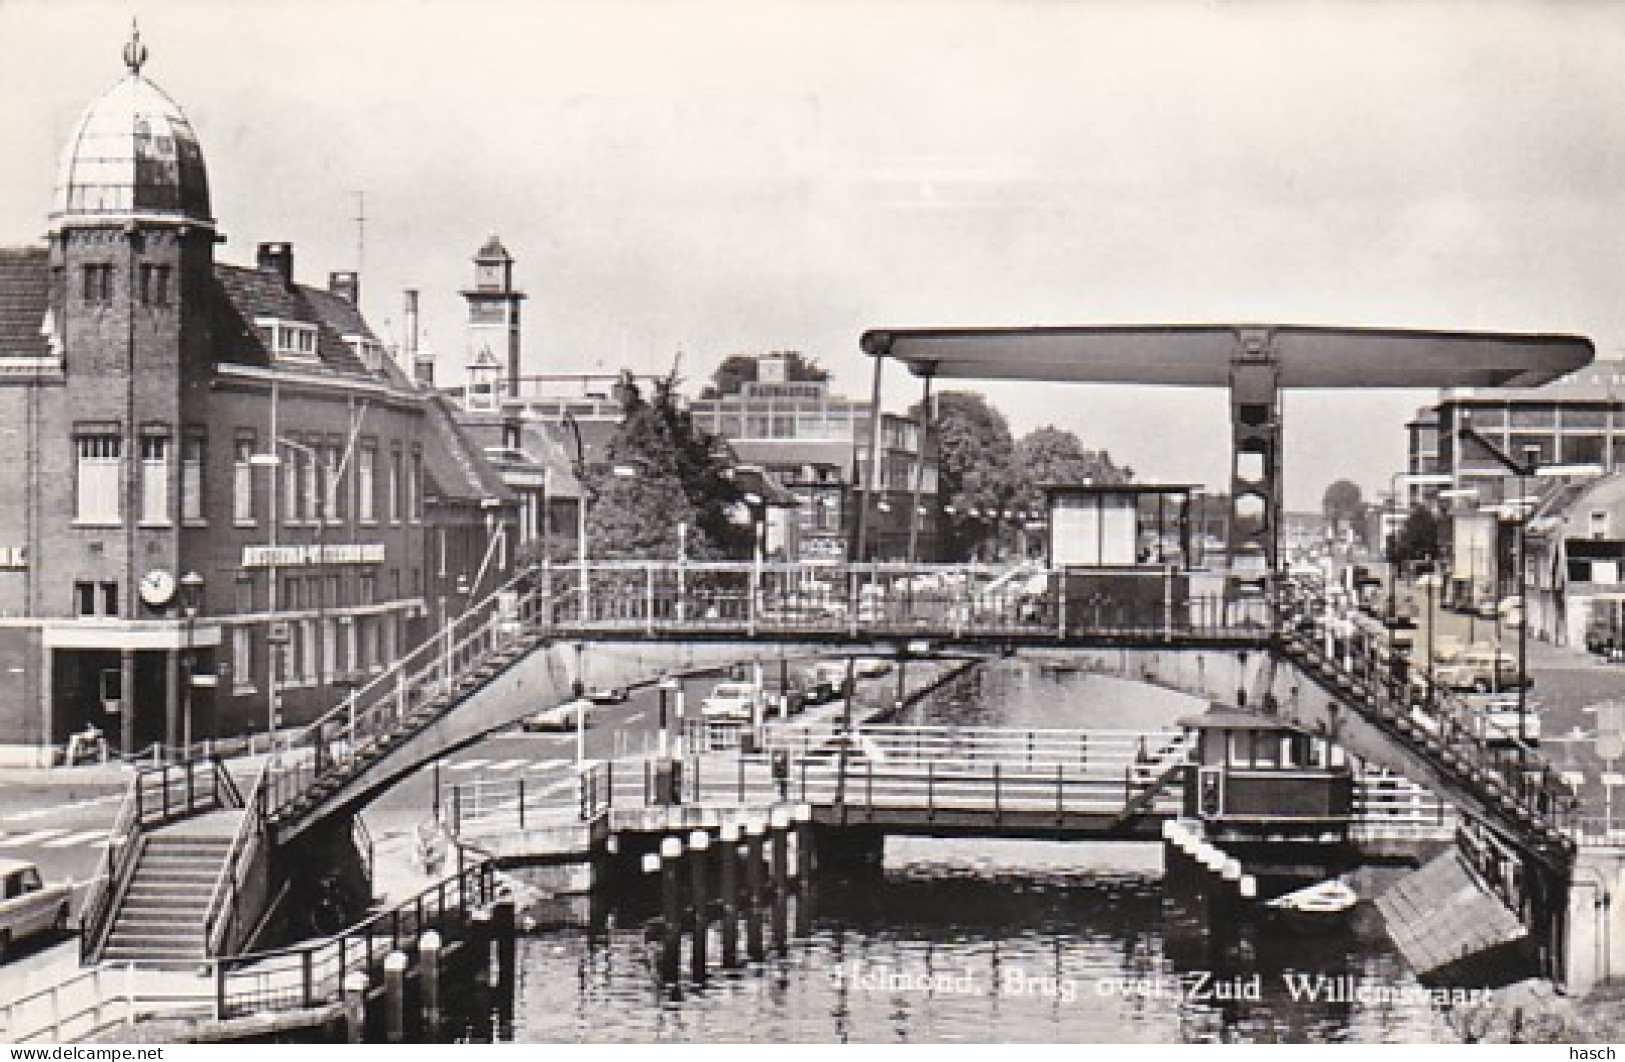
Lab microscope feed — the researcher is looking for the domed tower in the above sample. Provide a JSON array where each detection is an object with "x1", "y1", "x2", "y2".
[{"x1": 46, "y1": 26, "x2": 217, "y2": 621}]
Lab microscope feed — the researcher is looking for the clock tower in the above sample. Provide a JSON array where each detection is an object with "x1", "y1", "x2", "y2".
[{"x1": 462, "y1": 236, "x2": 526, "y2": 401}]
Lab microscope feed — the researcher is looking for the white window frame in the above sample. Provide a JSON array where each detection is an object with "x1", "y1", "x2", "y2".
[
  {"x1": 74, "y1": 435, "x2": 123, "y2": 526},
  {"x1": 284, "y1": 447, "x2": 302, "y2": 525},
  {"x1": 323, "y1": 444, "x2": 342, "y2": 525},
  {"x1": 301, "y1": 618, "x2": 318, "y2": 684},
  {"x1": 181, "y1": 434, "x2": 204, "y2": 524},
  {"x1": 389, "y1": 449, "x2": 403, "y2": 524},
  {"x1": 231, "y1": 627, "x2": 255, "y2": 694},
  {"x1": 254, "y1": 317, "x2": 321, "y2": 364},
  {"x1": 234, "y1": 437, "x2": 256, "y2": 525},
  {"x1": 357, "y1": 445, "x2": 376, "y2": 523},
  {"x1": 303, "y1": 447, "x2": 320, "y2": 524}
]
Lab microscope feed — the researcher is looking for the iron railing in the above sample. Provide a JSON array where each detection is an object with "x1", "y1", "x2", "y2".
[
  {"x1": 1276, "y1": 579, "x2": 1576, "y2": 861},
  {"x1": 203, "y1": 762, "x2": 271, "y2": 957},
  {"x1": 213, "y1": 859, "x2": 495, "y2": 1020},
  {"x1": 80, "y1": 757, "x2": 244, "y2": 963}
]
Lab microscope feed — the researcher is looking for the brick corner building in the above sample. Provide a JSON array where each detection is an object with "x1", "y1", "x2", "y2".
[{"x1": 0, "y1": 32, "x2": 516, "y2": 763}]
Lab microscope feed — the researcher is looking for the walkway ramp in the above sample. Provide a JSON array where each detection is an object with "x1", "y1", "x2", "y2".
[{"x1": 1376, "y1": 849, "x2": 1534, "y2": 987}]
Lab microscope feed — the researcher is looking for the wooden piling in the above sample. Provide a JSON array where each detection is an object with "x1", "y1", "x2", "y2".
[
  {"x1": 490, "y1": 896, "x2": 516, "y2": 1039},
  {"x1": 420, "y1": 930, "x2": 443, "y2": 1038},
  {"x1": 792, "y1": 804, "x2": 814, "y2": 882},
  {"x1": 770, "y1": 808, "x2": 790, "y2": 952},
  {"x1": 468, "y1": 906, "x2": 494, "y2": 1041},
  {"x1": 689, "y1": 830, "x2": 711, "y2": 980},
  {"x1": 383, "y1": 951, "x2": 408, "y2": 1044},
  {"x1": 660, "y1": 836, "x2": 683, "y2": 980},
  {"x1": 792, "y1": 806, "x2": 814, "y2": 937},
  {"x1": 719, "y1": 822, "x2": 740, "y2": 967},
  {"x1": 745, "y1": 820, "x2": 767, "y2": 962},
  {"x1": 342, "y1": 971, "x2": 368, "y2": 1045}
]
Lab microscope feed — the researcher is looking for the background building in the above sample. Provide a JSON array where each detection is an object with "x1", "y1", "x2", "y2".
[
  {"x1": 687, "y1": 353, "x2": 939, "y2": 561},
  {"x1": 0, "y1": 35, "x2": 515, "y2": 761}
]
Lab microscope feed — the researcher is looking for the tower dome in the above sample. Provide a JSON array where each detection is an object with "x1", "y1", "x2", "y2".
[{"x1": 50, "y1": 27, "x2": 212, "y2": 231}]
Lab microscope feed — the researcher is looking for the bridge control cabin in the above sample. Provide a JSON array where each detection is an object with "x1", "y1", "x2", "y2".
[
  {"x1": 1045, "y1": 483, "x2": 1203, "y2": 632},
  {"x1": 1181, "y1": 712, "x2": 1355, "y2": 843}
]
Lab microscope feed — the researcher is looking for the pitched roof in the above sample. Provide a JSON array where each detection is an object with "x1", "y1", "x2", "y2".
[
  {"x1": 0, "y1": 247, "x2": 51, "y2": 359},
  {"x1": 211, "y1": 263, "x2": 376, "y2": 376},
  {"x1": 420, "y1": 395, "x2": 513, "y2": 507},
  {"x1": 456, "y1": 416, "x2": 584, "y2": 499}
]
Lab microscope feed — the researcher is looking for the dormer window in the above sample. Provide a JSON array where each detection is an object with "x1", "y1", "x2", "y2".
[
  {"x1": 344, "y1": 334, "x2": 384, "y2": 372},
  {"x1": 255, "y1": 317, "x2": 319, "y2": 362}
]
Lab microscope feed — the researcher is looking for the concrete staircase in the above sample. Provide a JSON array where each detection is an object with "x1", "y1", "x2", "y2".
[{"x1": 101, "y1": 810, "x2": 242, "y2": 965}]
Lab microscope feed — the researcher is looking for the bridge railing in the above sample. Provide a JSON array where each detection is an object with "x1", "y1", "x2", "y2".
[
  {"x1": 1277, "y1": 580, "x2": 1576, "y2": 856},
  {"x1": 757, "y1": 722, "x2": 1192, "y2": 772},
  {"x1": 80, "y1": 757, "x2": 244, "y2": 963},
  {"x1": 444, "y1": 744, "x2": 1193, "y2": 835},
  {"x1": 1350, "y1": 771, "x2": 1458, "y2": 838},
  {"x1": 214, "y1": 859, "x2": 496, "y2": 1020},
  {"x1": 534, "y1": 560, "x2": 1271, "y2": 642},
  {"x1": 203, "y1": 761, "x2": 271, "y2": 957},
  {"x1": 262, "y1": 566, "x2": 552, "y2": 822},
  {"x1": 0, "y1": 963, "x2": 216, "y2": 1045}
]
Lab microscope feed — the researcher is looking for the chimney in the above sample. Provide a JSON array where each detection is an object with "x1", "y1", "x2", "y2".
[
  {"x1": 404, "y1": 289, "x2": 433, "y2": 387},
  {"x1": 256, "y1": 242, "x2": 294, "y2": 286},
  {"x1": 328, "y1": 270, "x2": 359, "y2": 305}
]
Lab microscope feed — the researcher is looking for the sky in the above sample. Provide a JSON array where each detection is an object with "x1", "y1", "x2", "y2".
[{"x1": 3, "y1": 0, "x2": 1624, "y2": 510}]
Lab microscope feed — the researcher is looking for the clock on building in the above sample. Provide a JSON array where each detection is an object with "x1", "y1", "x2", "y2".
[{"x1": 138, "y1": 568, "x2": 176, "y2": 608}]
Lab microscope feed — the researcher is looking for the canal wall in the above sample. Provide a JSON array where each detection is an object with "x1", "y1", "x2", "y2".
[{"x1": 1566, "y1": 847, "x2": 1625, "y2": 996}]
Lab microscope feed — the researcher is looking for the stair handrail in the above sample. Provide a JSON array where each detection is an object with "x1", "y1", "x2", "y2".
[
  {"x1": 1276, "y1": 578, "x2": 1574, "y2": 862},
  {"x1": 78, "y1": 770, "x2": 145, "y2": 963},
  {"x1": 215, "y1": 857, "x2": 496, "y2": 1020},
  {"x1": 203, "y1": 759, "x2": 270, "y2": 958},
  {"x1": 263, "y1": 565, "x2": 552, "y2": 821}
]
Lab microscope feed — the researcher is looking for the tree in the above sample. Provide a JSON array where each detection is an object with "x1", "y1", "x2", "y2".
[
  {"x1": 1009, "y1": 426, "x2": 1131, "y2": 514},
  {"x1": 1322, "y1": 479, "x2": 1365, "y2": 538},
  {"x1": 914, "y1": 391, "x2": 1017, "y2": 561},
  {"x1": 586, "y1": 370, "x2": 750, "y2": 560},
  {"x1": 701, "y1": 351, "x2": 830, "y2": 398},
  {"x1": 1388, "y1": 504, "x2": 1441, "y2": 566}
]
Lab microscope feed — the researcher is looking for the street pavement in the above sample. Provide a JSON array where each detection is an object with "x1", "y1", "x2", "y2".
[{"x1": 1401, "y1": 591, "x2": 1625, "y2": 830}]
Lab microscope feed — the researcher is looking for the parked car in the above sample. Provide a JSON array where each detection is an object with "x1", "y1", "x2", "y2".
[
  {"x1": 1463, "y1": 694, "x2": 1541, "y2": 747},
  {"x1": 1435, "y1": 648, "x2": 1530, "y2": 693},
  {"x1": 584, "y1": 685, "x2": 629, "y2": 705},
  {"x1": 806, "y1": 661, "x2": 854, "y2": 703},
  {"x1": 1585, "y1": 596, "x2": 1625, "y2": 659},
  {"x1": 701, "y1": 681, "x2": 766, "y2": 722},
  {"x1": 520, "y1": 700, "x2": 594, "y2": 732},
  {"x1": 0, "y1": 858, "x2": 72, "y2": 961},
  {"x1": 853, "y1": 656, "x2": 894, "y2": 679}
]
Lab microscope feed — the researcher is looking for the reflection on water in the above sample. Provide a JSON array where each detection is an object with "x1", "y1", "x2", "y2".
[{"x1": 499, "y1": 659, "x2": 1456, "y2": 1043}]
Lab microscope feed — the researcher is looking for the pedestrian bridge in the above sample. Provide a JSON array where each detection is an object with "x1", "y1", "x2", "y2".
[
  {"x1": 444, "y1": 722, "x2": 1457, "y2": 851},
  {"x1": 80, "y1": 560, "x2": 1593, "y2": 985}
]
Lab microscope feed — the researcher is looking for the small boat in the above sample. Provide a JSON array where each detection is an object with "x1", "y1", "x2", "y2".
[{"x1": 1264, "y1": 879, "x2": 1358, "y2": 929}]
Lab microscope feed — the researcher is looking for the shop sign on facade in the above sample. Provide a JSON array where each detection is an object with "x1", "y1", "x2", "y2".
[{"x1": 242, "y1": 543, "x2": 386, "y2": 568}]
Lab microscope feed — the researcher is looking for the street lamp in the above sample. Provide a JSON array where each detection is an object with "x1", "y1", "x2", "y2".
[
  {"x1": 744, "y1": 491, "x2": 765, "y2": 620},
  {"x1": 559, "y1": 413, "x2": 588, "y2": 622},
  {"x1": 179, "y1": 571, "x2": 204, "y2": 757},
  {"x1": 1453, "y1": 422, "x2": 1603, "y2": 748}
]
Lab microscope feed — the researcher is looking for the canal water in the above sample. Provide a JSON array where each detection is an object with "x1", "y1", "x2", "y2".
[{"x1": 493, "y1": 659, "x2": 1458, "y2": 1044}]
